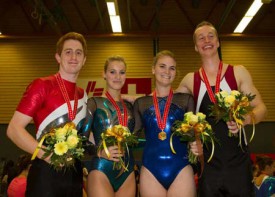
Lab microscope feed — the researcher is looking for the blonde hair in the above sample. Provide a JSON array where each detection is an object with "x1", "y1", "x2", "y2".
[
  {"x1": 193, "y1": 21, "x2": 218, "y2": 44},
  {"x1": 104, "y1": 55, "x2": 127, "y2": 72},
  {"x1": 153, "y1": 50, "x2": 176, "y2": 67}
]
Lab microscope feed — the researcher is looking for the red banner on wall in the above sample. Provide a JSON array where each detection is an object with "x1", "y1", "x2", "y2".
[{"x1": 78, "y1": 77, "x2": 152, "y2": 97}]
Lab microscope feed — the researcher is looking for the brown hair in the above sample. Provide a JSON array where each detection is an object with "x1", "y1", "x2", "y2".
[
  {"x1": 152, "y1": 50, "x2": 176, "y2": 67},
  {"x1": 56, "y1": 32, "x2": 87, "y2": 56},
  {"x1": 104, "y1": 55, "x2": 127, "y2": 73},
  {"x1": 256, "y1": 155, "x2": 274, "y2": 172}
]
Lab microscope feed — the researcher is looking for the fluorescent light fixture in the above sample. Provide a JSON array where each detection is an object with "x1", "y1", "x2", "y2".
[
  {"x1": 110, "y1": 15, "x2": 122, "y2": 32},
  {"x1": 106, "y1": 0, "x2": 122, "y2": 33},
  {"x1": 107, "y1": 2, "x2": 117, "y2": 15},
  {"x1": 234, "y1": 17, "x2": 253, "y2": 33},
  {"x1": 233, "y1": 0, "x2": 263, "y2": 33}
]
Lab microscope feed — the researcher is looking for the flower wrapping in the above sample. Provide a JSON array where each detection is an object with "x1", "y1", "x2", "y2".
[
  {"x1": 32, "y1": 122, "x2": 85, "y2": 171},
  {"x1": 98, "y1": 124, "x2": 138, "y2": 172},
  {"x1": 209, "y1": 90, "x2": 255, "y2": 148},
  {"x1": 170, "y1": 112, "x2": 217, "y2": 164}
]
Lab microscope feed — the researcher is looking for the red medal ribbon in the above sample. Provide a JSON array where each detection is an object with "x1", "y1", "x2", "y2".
[
  {"x1": 55, "y1": 73, "x2": 78, "y2": 121},
  {"x1": 105, "y1": 91, "x2": 128, "y2": 127},
  {"x1": 201, "y1": 61, "x2": 223, "y2": 103},
  {"x1": 153, "y1": 89, "x2": 173, "y2": 131}
]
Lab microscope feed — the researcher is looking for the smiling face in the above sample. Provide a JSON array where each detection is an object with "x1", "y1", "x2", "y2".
[
  {"x1": 55, "y1": 39, "x2": 86, "y2": 77},
  {"x1": 103, "y1": 60, "x2": 126, "y2": 91},
  {"x1": 152, "y1": 55, "x2": 176, "y2": 87},
  {"x1": 194, "y1": 25, "x2": 220, "y2": 57}
]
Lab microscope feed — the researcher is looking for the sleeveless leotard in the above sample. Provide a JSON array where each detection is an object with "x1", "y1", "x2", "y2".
[
  {"x1": 134, "y1": 93, "x2": 194, "y2": 189},
  {"x1": 194, "y1": 65, "x2": 255, "y2": 196},
  {"x1": 86, "y1": 97, "x2": 135, "y2": 192}
]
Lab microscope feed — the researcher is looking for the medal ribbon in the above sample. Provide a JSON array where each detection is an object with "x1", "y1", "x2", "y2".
[
  {"x1": 201, "y1": 61, "x2": 223, "y2": 103},
  {"x1": 55, "y1": 73, "x2": 78, "y2": 121},
  {"x1": 105, "y1": 91, "x2": 128, "y2": 127},
  {"x1": 153, "y1": 89, "x2": 173, "y2": 131}
]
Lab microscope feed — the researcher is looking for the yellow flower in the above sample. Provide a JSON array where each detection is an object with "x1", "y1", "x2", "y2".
[
  {"x1": 71, "y1": 128, "x2": 78, "y2": 136},
  {"x1": 66, "y1": 135, "x2": 79, "y2": 149},
  {"x1": 55, "y1": 127, "x2": 67, "y2": 141},
  {"x1": 218, "y1": 90, "x2": 229, "y2": 100},
  {"x1": 197, "y1": 112, "x2": 206, "y2": 121},
  {"x1": 189, "y1": 114, "x2": 199, "y2": 125},
  {"x1": 180, "y1": 123, "x2": 192, "y2": 133},
  {"x1": 239, "y1": 96, "x2": 250, "y2": 107},
  {"x1": 206, "y1": 123, "x2": 212, "y2": 130},
  {"x1": 54, "y1": 141, "x2": 68, "y2": 156},
  {"x1": 171, "y1": 111, "x2": 216, "y2": 164},
  {"x1": 224, "y1": 95, "x2": 236, "y2": 107},
  {"x1": 99, "y1": 124, "x2": 138, "y2": 173},
  {"x1": 184, "y1": 112, "x2": 194, "y2": 122},
  {"x1": 194, "y1": 123, "x2": 205, "y2": 133},
  {"x1": 230, "y1": 90, "x2": 241, "y2": 97}
]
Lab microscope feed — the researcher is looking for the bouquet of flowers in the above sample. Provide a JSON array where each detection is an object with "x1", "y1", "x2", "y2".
[
  {"x1": 32, "y1": 122, "x2": 85, "y2": 171},
  {"x1": 209, "y1": 90, "x2": 255, "y2": 148},
  {"x1": 98, "y1": 124, "x2": 138, "y2": 172},
  {"x1": 170, "y1": 112, "x2": 217, "y2": 164}
]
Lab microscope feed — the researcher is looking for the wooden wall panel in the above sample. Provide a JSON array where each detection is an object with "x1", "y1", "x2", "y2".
[{"x1": 0, "y1": 35, "x2": 274, "y2": 123}]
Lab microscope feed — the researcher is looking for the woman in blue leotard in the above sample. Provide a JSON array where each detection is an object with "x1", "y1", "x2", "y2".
[
  {"x1": 85, "y1": 56, "x2": 136, "y2": 197},
  {"x1": 134, "y1": 50, "x2": 200, "y2": 197}
]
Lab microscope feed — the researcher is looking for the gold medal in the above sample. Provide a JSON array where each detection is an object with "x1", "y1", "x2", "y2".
[
  {"x1": 153, "y1": 89, "x2": 173, "y2": 142},
  {"x1": 158, "y1": 130, "x2": 167, "y2": 141}
]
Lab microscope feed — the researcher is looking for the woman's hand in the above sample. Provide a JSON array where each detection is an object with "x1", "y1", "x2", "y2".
[
  {"x1": 98, "y1": 145, "x2": 123, "y2": 162},
  {"x1": 227, "y1": 121, "x2": 239, "y2": 134},
  {"x1": 189, "y1": 141, "x2": 203, "y2": 156}
]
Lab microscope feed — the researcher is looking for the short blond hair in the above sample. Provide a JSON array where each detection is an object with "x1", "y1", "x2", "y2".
[{"x1": 193, "y1": 21, "x2": 218, "y2": 44}]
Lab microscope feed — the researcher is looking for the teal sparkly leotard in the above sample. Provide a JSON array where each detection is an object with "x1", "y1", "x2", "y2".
[
  {"x1": 86, "y1": 97, "x2": 135, "y2": 192},
  {"x1": 134, "y1": 93, "x2": 194, "y2": 189}
]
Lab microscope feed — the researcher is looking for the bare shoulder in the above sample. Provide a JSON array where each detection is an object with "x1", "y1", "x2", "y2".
[
  {"x1": 233, "y1": 65, "x2": 251, "y2": 75},
  {"x1": 176, "y1": 72, "x2": 194, "y2": 94},
  {"x1": 233, "y1": 65, "x2": 252, "y2": 83},
  {"x1": 233, "y1": 64, "x2": 247, "y2": 71}
]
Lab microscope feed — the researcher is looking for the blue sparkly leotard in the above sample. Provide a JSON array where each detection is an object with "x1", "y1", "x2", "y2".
[
  {"x1": 134, "y1": 93, "x2": 194, "y2": 190},
  {"x1": 85, "y1": 97, "x2": 135, "y2": 192}
]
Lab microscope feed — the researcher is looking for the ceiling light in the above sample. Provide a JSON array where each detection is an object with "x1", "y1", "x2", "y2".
[
  {"x1": 110, "y1": 15, "x2": 122, "y2": 33},
  {"x1": 107, "y1": 2, "x2": 117, "y2": 15},
  {"x1": 233, "y1": 0, "x2": 263, "y2": 33},
  {"x1": 106, "y1": 0, "x2": 122, "y2": 33}
]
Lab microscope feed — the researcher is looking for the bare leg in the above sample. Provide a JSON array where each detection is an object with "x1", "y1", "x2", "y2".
[
  {"x1": 139, "y1": 166, "x2": 167, "y2": 197},
  {"x1": 87, "y1": 170, "x2": 114, "y2": 197},
  {"x1": 115, "y1": 172, "x2": 136, "y2": 197},
  {"x1": 168, "y1": 165, "x2": 196, "y2": 197}
]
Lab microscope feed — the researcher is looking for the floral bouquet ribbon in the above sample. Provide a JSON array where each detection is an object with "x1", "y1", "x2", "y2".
[
  {"x1": 31, "y1": 122, "x2": 85, "y2": 171},
  {"x1": 209, "y1": 90, "x2": 255, "y2": 150},
  {"x1": 98, "y1": 125, "x2": 138, "y2": 174},
  {"x1": 170, "y1": 112, "x2": 218, "y2": 177}
]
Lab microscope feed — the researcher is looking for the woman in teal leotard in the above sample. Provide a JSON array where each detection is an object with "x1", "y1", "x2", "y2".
[{"x1": 85, "y1": 56, "x2": 136, "y2": 197}]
